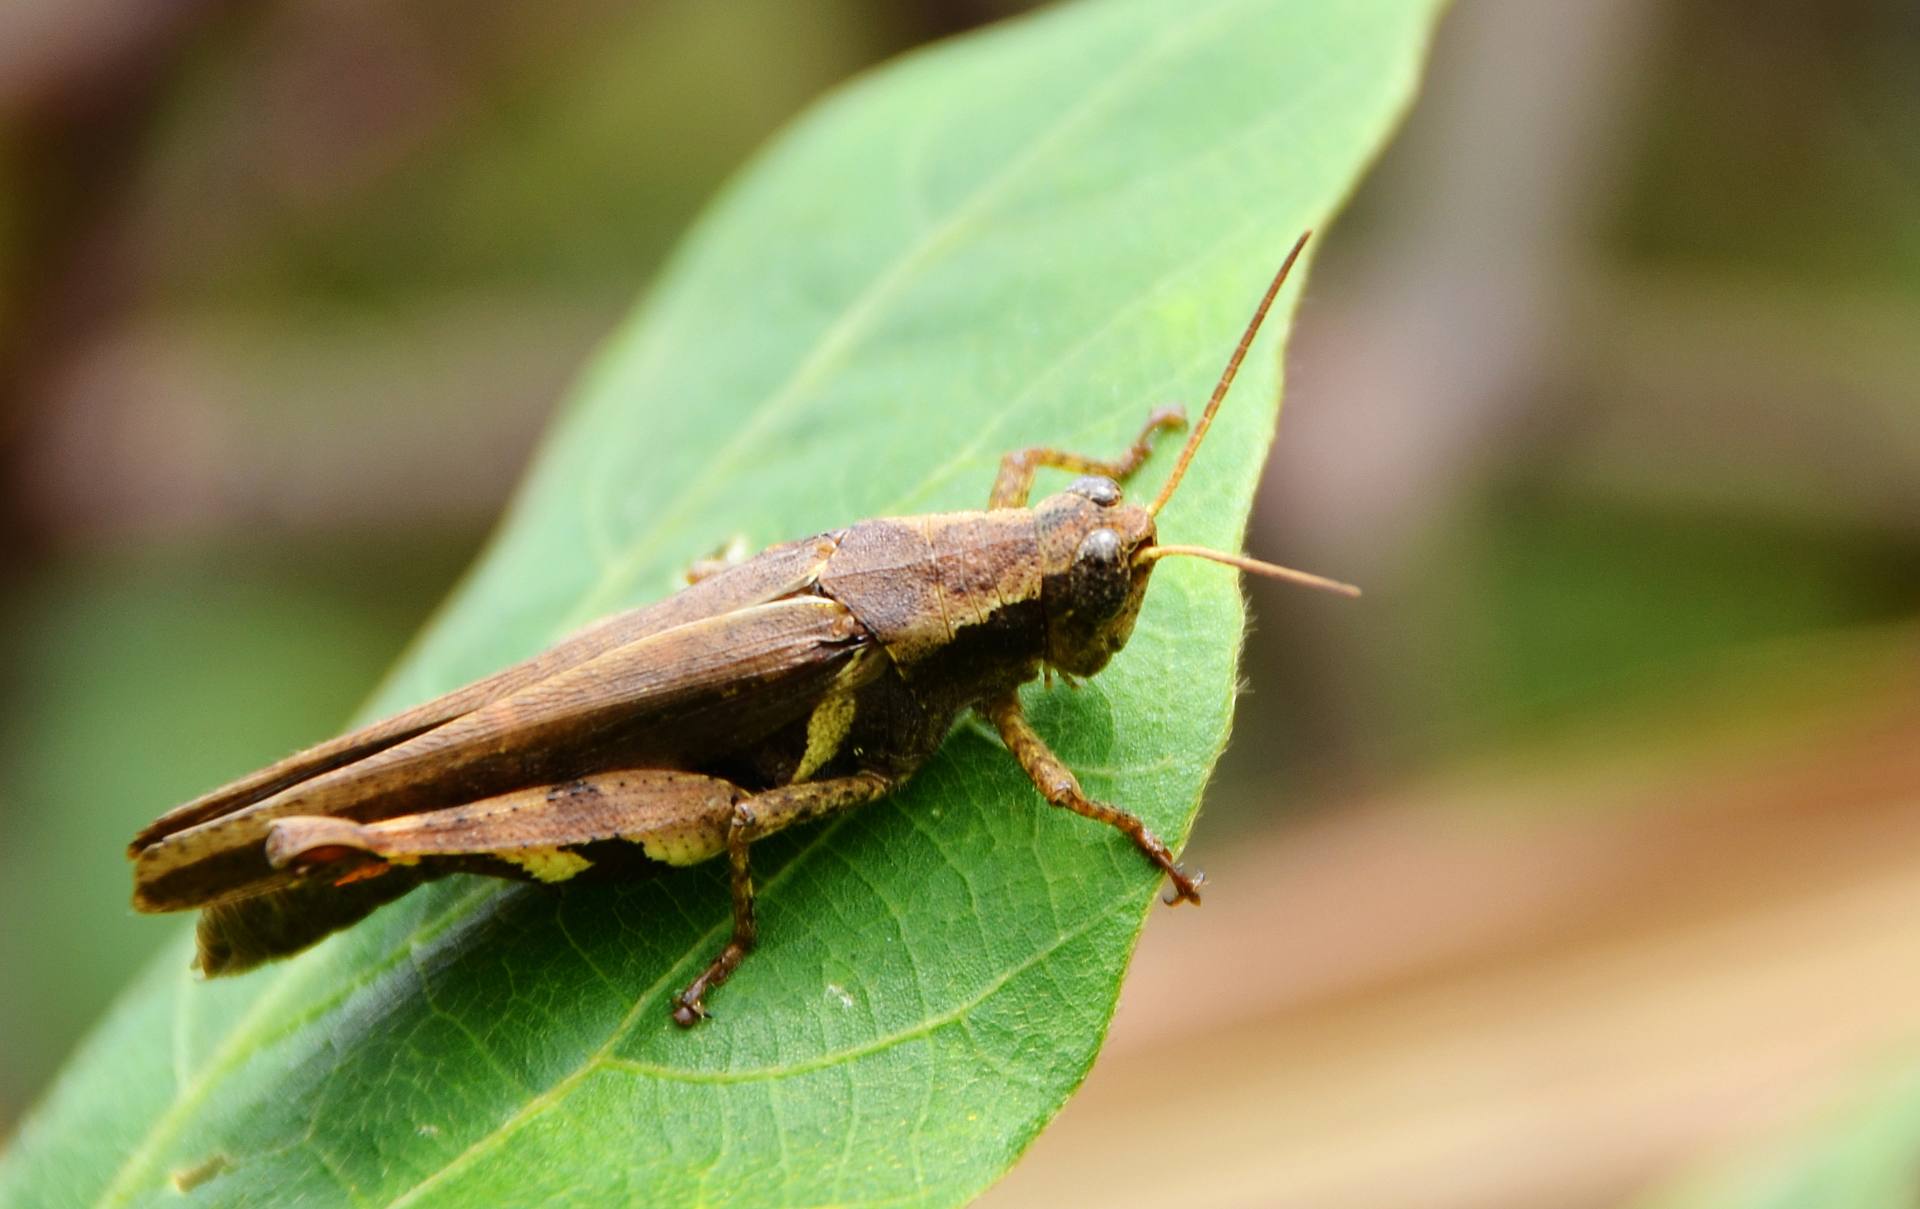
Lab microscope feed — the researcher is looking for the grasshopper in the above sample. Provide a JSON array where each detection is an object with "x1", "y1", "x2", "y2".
[{"x1": 128, "y1": 231, "x2": 1355, "y2": 1026}]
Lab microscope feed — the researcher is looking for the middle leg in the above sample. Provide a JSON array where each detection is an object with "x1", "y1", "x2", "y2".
[
  {"x1": 988, "y1": 405, "x2": 1187, "y2": 509},
  {"x1": 670, "y1": 771, "x2": 895, "y2": 1026}
]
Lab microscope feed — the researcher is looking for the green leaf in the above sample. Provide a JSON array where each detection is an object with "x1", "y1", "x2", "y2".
[{"x1": 2, "y1": 1, "x2": 1439, "y2": 1204}]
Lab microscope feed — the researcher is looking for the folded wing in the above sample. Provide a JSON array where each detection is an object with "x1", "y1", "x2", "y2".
[
  {"x1": 133, "y1": 593, "x2": 875, "y2": 912},
  {"x1": 128, "y1": 535, "x2": 840, "y2": 854}
]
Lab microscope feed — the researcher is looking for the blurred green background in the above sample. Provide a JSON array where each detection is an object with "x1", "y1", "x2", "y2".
[{"x1": 2, "y1": 1, "x2": 1917, "y2": 1205}]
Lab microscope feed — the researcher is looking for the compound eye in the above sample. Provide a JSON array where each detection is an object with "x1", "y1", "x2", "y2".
[
  {"x1": 1075, "y1": 527, "x2": 1122, "y2": 569},
  {"x1": 1066, "y1": 476, "x2": 1122, "y2": 507}
]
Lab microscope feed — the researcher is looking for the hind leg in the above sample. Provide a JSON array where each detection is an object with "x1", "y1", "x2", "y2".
[
  {"x1": 267, "y1": 767, "x2": 898, "y2": 1027},
  {"x1": 265, "y1": 769, "x2": 744, "y2": 882}
]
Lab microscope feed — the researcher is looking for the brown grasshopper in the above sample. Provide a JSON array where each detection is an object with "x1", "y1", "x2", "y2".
[{"x1": 128, "y1": 231, "x2": 1355, "y2": 1026}]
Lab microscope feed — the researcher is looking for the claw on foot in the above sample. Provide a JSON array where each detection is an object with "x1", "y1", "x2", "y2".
[
  {"x1": 1146, "y1": 403, "x2": 1188, "y2": 432},
  {"x1": 671, "y1": 994, "x2": 708, "y2": 1029},
  {"x1": 1161, "y1": 867, "x2": 1205, "y2": 906}
]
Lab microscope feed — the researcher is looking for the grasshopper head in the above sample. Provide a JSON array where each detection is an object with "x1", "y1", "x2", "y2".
[
  {"x1": 1035, "y1": 476, "x2": 1158, "y2": 677},
  {"x1": 1035, "y1": 469, "x2": 1360, "y2": 679}
]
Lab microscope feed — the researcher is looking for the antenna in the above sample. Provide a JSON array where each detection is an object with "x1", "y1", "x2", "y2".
[
  {"x1": 1147, "y1": 230, "x2": 1312, "y2": 517},
  {"x1": 1136, "y1": 544, "x2": 1359, "y2": 597}
]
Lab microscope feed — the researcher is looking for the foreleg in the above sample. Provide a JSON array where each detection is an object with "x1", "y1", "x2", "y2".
[{"x1": 980, "y1": 692, "x2": 1202, "y2": 904}]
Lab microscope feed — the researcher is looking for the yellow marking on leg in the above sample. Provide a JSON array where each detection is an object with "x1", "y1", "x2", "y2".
[
  {"x1": 499, "y1": 846, "x2": 593, "y2": 882},
  {"x1": 636, "y1": 829, "x2": 723, "y2": 866}
]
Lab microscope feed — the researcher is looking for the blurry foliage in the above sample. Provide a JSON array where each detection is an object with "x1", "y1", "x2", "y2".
[
  {"x1": 1637, "y1": 1056, "x2": 1920, "y2": 1209},
  {"x1": 1618, "y1": 0, "x2": 1920, "y2": 287},
  {"x1": 1429, "y1": 485, "x2": 1920, "y2": 754},
  {"x1": 139, "y1": 0, "x2": 916, "y2": 302},
  {"x1": 1217, "y1": 487, "x2": 1920, "y2": 830},
  {"x1": 0, "y1": 540, "x2": 465, "y2": 1114}
]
